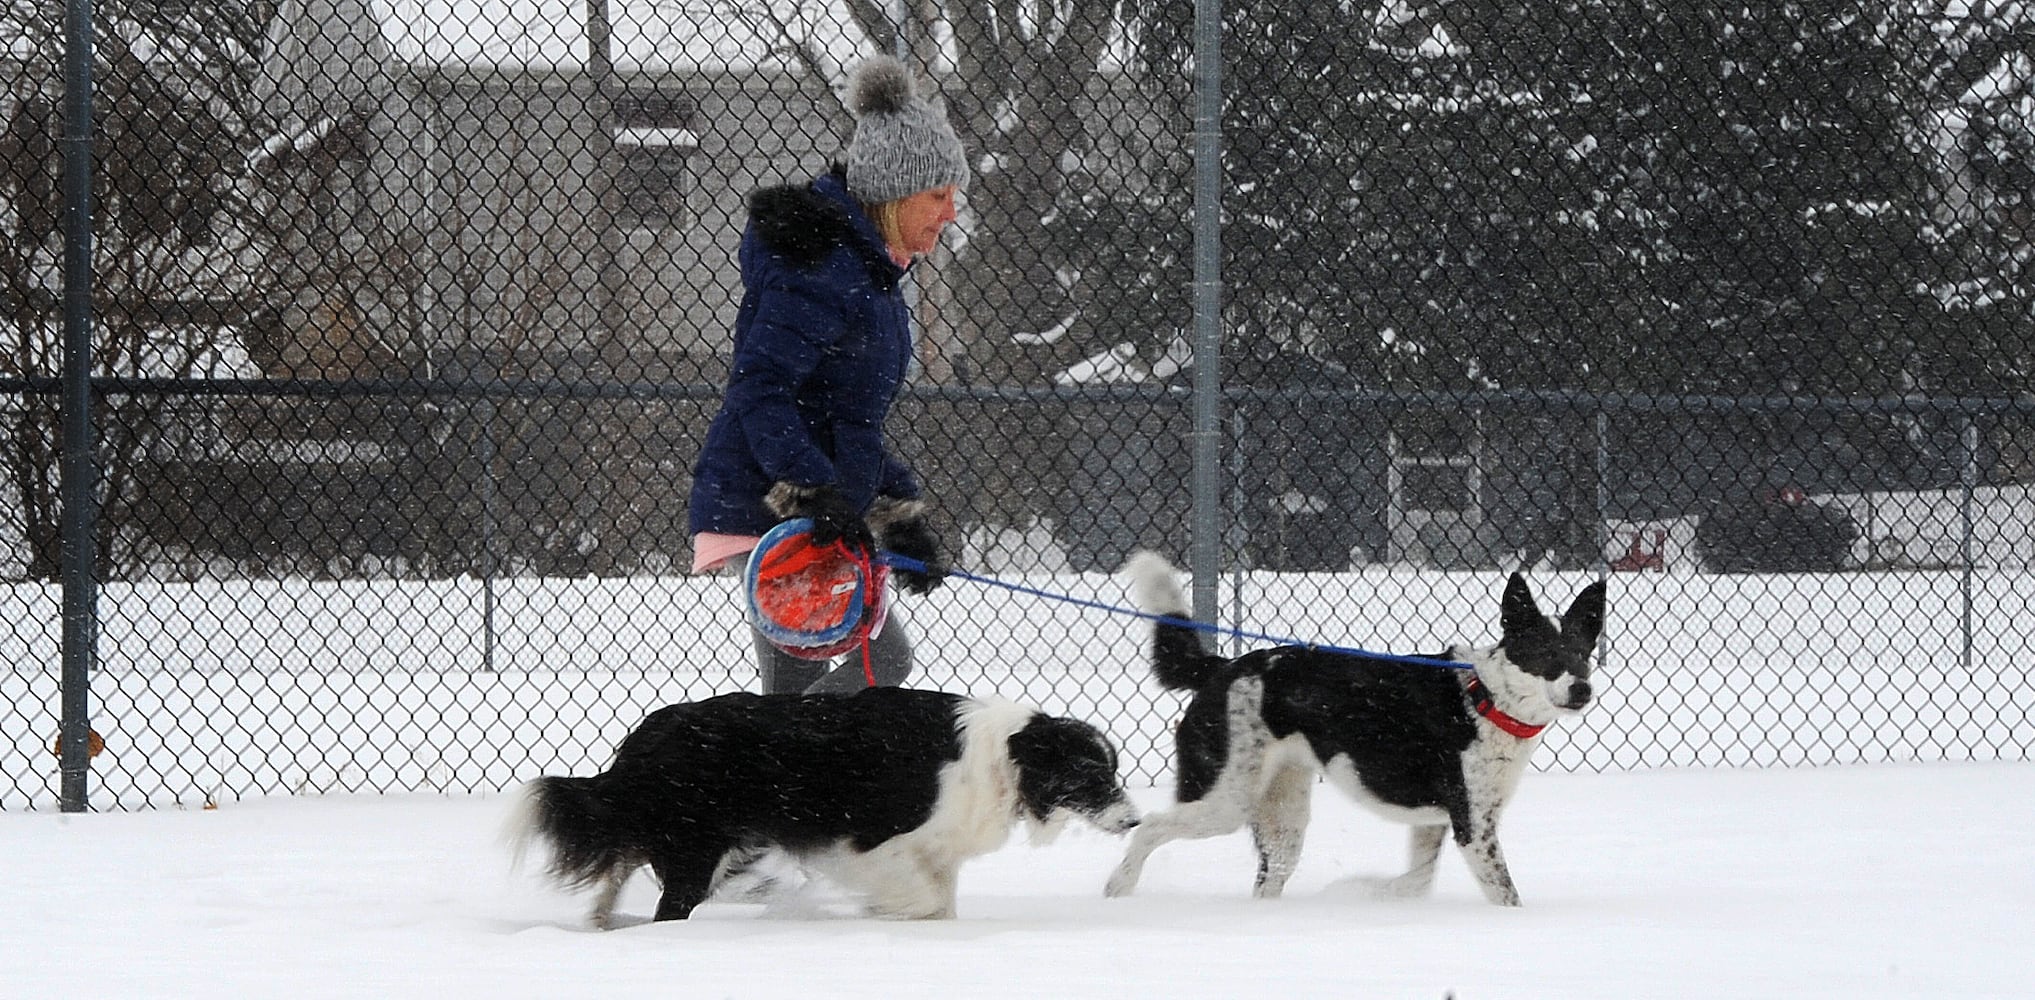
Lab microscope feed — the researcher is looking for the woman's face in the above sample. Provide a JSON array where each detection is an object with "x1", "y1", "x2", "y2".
[{"x1": 891, "y1": 185, "x2": 959, "y2": 259}]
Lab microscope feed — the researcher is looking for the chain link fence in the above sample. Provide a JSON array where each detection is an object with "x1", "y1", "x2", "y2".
[{"x1": 5, "y1": 1, "x2": 2034, "y2": 810}]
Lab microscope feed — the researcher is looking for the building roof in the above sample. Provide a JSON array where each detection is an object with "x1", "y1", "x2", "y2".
[{"x1": 369, "y1": 0, "x2": 864, "y2": 73}]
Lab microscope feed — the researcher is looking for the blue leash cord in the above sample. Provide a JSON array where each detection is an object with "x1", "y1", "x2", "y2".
[{"x1": 878, "y1": 551, "x2": 1472, "y2": 672}]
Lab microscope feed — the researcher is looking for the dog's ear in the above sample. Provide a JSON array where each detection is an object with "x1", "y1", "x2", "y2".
[
  {"x1": 1500, "y1": 573, "x2": 1544, "y2": 639},
  {"x1": 1563, "y1": 580, "x2": 1608, "y2": 650}
]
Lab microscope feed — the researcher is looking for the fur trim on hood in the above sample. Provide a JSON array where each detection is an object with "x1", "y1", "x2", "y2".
[
  {"x1": 748, "y1": 179, "x2": 860, "y2": 269},
  {"x1": 746, "y1": 169, "x2": 901, "y2": 291}
]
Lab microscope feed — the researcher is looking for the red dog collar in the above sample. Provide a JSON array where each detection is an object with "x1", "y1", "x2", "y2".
[{"x1": 1464, "y1": 678, "x2": 1547, "y2": 739}]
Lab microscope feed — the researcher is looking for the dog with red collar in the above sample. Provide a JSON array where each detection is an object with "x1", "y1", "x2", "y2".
[{"x1": 1106, "y1": 553, "x2": 1606, "y2": 906}]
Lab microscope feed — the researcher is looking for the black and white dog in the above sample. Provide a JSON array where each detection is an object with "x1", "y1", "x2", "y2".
[
  {"x1": 506, "y1": 687, "x2": 1139, "y2": 924},
  {"x1": 1105, "y1": 552, "x2": 1606, "y2": 906}
]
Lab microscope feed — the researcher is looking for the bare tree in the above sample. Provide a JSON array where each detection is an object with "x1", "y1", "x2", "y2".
[{"x1": 1, "y1": 1, "x2": 289, "y2": 579}]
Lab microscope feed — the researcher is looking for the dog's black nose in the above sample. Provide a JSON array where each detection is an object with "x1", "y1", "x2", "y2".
[{"x1": 1568, "y1": 680, "x2": 1593, "y2": 705}]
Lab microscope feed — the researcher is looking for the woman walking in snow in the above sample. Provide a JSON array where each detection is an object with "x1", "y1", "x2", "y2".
[{"x1": 688, "y1": 54, "x2": 962, "y2": 694}]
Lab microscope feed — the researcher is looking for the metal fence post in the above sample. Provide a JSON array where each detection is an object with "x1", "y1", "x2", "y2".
[
  {"x1": 1188, "y1": 0, "x2": 1224, "y2": 635},
  {"x1": 1598, "y1": 409, "x2": 1611, "y2": 568},
  {"x1": 1227, "y1": 407, "x2": 1245, "y2": 655},
  {"x1": 1594, "y1": 409, "x2": 1614, "y2": 674},
  {"x1": 57, "y1": 0, "x2": 99, "y2": 813},
  {"x1": 478, "y1": 396, "x2": 498, "y2": 673},
  {"x1": 1961, "y1": 416, "x2": 1977, "y2": 672}
]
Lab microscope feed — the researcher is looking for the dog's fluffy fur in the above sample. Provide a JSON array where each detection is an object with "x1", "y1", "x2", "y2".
[
  {"x1": 1106, "y1": 552, "x2": 1606, "y2": 906},
  {"x1": 505, "y1": 687, "x2": 1139, "y2": 924}
]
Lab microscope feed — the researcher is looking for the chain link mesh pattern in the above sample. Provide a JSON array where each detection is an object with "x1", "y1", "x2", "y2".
[{"x1": 5, "y1": 1, "x2": 2034, "y2": 809}]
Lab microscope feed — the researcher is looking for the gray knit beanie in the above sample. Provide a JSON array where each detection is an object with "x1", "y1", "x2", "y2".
[{"x1": 843, "y1": 56, "x2": 969, "y2": 205}]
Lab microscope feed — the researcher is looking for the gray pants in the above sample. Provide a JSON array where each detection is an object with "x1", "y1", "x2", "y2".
[{"x1": 753, "y1": 605, "x2": 914, "y2": 695}]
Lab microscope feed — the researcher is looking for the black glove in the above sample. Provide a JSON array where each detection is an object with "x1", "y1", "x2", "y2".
[
  {"x1": 766, "y1": 483, "x2": 873, "y2": 552},
  {"x1": 881, "y1": 515, "x2": 948, "y2": 595}
]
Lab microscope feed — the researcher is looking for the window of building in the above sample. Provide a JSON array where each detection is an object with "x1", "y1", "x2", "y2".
[{"x1": 610, "y1": 92, "x2": 698, "y2": 230}]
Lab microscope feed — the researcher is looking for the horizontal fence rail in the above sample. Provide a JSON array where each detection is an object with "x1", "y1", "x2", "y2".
[{"x1": 14, "y1": 376, "x2": 2035, "y2": 418}]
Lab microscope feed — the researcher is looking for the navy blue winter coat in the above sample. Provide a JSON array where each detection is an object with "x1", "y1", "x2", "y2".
[{"x1": 688, "y1": 168, "x2": 922, "y2": 538}]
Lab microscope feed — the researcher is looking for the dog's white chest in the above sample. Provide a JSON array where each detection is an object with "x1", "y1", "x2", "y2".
[{"x1": 1461, "y1": 732, "x2": 1538, "y2": 804}]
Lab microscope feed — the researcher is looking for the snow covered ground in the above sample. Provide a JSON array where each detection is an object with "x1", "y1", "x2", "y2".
[
  {"x1": 5, "y1": 562, "x2": 2031, "y2": 995},
  {"x1": 7, "y1": 566, "x2": 2026, "y2": 997},
  {"x1": 2, "y1": 760, "x2": 2028, "y2": 998}
]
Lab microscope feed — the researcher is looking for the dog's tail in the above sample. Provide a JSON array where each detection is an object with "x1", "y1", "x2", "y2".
[
  {"x1": 1122, "y1": 550, "x2": 1227, "y2": 692},
  {"x1": 502, "y1": 775, "x2": 635, "y2": 889}
]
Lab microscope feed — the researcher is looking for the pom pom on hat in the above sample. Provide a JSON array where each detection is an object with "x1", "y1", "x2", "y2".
[
  {"x1": 848, "y1": 56, "x2": 915, "y2": 117},
  {"x1": 843, "y1": 55, "x2": 970, "y2": 204}
]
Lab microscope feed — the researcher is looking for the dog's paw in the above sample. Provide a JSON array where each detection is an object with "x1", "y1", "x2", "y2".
[
  {"x1": 874, "y1": 904, "x2": 956, "y2": 920},
  {"x1": 1481, "y1": 885, "x2": 1523, "y2": 907},
  {"x1": 713, "y1": 852, "x2": 805, "y2": 904},
  {"x1": 1103, "y1": 868, "x2": 1140, "y2": 898},
  {"x1": 717, "y1": 870, "x2": 794, "y2": 904},
  {"x1": 1348, "y1": 874, "x2": 1432, "y2": 900}
]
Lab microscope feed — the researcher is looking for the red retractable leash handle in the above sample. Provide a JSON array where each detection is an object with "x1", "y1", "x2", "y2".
[
  {"x1": 792, "y1": 538, "x2": 878, "y2": 686},
  {"x1": 802, "y1": 539, "x2": 879, "y2": 685},
  {"x1": 843, "y1": 542, "x2": 878, "y2": 687},
  {"x1": 747, "y1": 519, "x2": 891, "y2": 669}
]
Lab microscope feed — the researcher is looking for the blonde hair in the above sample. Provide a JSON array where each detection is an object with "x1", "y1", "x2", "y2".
[{"x1": 864, "y1": 197, "x2": 906, "y2": 257}]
